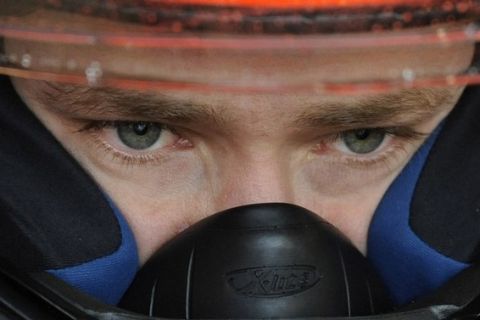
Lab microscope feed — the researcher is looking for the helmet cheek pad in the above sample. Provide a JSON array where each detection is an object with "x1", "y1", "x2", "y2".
[
  {"x1": 368, "y1": 85, "x2": 480, "y2": 306},
  {"x1": 0, "y1": 76, "x2": 139, "y2": 305},
  {"x1": 46, "y1": 198, "x2": 138, "y2": 305}
]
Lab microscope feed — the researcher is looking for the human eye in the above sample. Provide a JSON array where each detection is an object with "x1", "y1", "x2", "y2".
[
  {"x1": 316, "y1": 127, "x2": 426, "y2": 168},
  {"x1": 336, "y1": 129, "x2": 388, "y2": 155},
  {"x1": 79, "y1": 120, "x2": 193, "y2": 165}
]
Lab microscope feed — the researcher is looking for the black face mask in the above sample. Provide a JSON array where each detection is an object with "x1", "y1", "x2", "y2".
[
  {"x1": 119, "y1": 203, "x2": 392, "y2": 318},
  {"x1": 2, "y1": 74, "x2": 480, "y2": 320}
]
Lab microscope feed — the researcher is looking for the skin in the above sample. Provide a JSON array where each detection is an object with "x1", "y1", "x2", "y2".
[{"x1": 5, "y1": 21, "x2": 475, "y2": 265}]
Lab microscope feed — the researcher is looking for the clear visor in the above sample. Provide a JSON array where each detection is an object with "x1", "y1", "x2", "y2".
[{"x1": 1, "y1": 0, "x2": 479, "y2": 94}]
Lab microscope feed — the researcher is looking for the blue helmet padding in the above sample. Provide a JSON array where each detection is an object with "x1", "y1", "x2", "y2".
[
  {"x1": 47, "y1": 197, "x2": 139, "y2": 305},
  {"x1": 367, "y1": 125, "x2": 469, "y2": 306}
]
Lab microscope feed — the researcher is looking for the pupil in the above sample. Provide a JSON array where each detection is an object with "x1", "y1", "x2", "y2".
[
  {"x1": 355, "y1": 129, "x2": 370, "y2": 140},
  {"x1": 133, "y1": 122, "x2": 149, "y2": 135}
]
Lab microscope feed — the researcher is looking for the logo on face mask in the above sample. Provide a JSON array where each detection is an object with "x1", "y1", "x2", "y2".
[{"x1": 226, "y1": 265, "x2": 321, "y2": 297}]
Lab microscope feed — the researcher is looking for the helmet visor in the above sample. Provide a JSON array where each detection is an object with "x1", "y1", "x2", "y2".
[{"x1": 1, "y1": 0, "x2": 479, "y2": 94}]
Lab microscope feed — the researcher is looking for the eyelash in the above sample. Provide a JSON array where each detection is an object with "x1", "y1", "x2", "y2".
[
  {"x1": 316, "y1": 127, "x2": 426, "y2": 169},
  {"x1": 79, "y1": 120, "x2": 425, "y2": 169},
  {"x1": 78, "y1": 120, "x2": 192, "y2": 166}
]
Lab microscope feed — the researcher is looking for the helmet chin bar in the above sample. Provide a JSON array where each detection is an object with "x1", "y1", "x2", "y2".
[
  {"x1": 1, "y1": 246, "x2": 480, "y2": 319},
  {"x1": 2, "y1": 204, "x2": 480, "y2": 320}
]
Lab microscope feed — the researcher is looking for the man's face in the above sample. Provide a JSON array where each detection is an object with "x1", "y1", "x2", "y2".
[{"x1": 8, "y1": 34, "x2": 474, "y2": 265}]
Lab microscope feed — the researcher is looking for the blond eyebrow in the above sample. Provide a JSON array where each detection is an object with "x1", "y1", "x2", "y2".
[{"x1": 295, "y1": 88, "x2": 456, "y2": 129}]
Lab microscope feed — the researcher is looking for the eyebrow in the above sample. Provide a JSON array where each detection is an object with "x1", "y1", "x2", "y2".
[
  {"x1": 36, "y1": 82, "x2": 455, "y2": 130},
  {"x1": 37, "y1": 82, "x2": 227, "y2": 125},
  {"x1": 294, "y1": 88, "x2": 456, "y2": 130}
]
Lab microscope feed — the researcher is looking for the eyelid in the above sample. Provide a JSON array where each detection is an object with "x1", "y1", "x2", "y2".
[
  {"x1": 76, "y1": 120, "x2": 166, "y2": 132},
  {"x1": 77, "y1": 119, "x2": 192, "y2": 166},
  {"x1": 316, "y1": 126, "x2": 428, "y2": 168},
  {"x1": 375, "y1": 127, "x2": 427, "y2": 140},
  {"x1": 334, "y1": 126, "x2": 426, "y2": 141}
]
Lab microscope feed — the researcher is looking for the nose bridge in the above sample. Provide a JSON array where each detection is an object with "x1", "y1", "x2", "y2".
[{"x1": 214, "y1": 149, "x2": 295, "y2": 210}]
